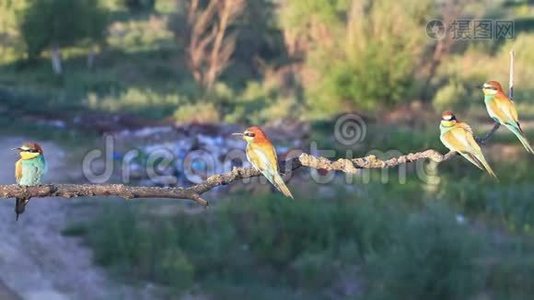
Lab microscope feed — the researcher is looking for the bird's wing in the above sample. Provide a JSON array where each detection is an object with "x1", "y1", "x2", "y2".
[
  {"x1": 26, "y1": 165, "x2": 40, "y2": 184},
  {"x1": 15, "y1": 160, "x2": 22, "y2": 184},
  {"x1": 508, "y1": 100, "x2": 519, "y2": 122},
  {"x1": 38, "y1": 156, "x2": 47, "y2": 178},
  {"x1": 457, "y1": 121, "x2": 474, "y2": 135},
  {"x1": 246, "y1": 145, "x2": 265, "y2": 171},
  {"x1": 247, "y1": 142, "x2": 293, "y2": 198},
  {"x1": 486, "y1": 97, "x2": 510, "y2": 123},
  {"x1": 18, "y1": 160, "x2": 45, "y2": 186},
  {"x1": 442, "y1": 124, "x2": 484, "y2": 154},
  {"x1": 456, "y1": 125, "x2": 483, "y2": 152},
  {"x1": 442, "y1": 125, "x2": 497, "y2": 177},
  {"x1": 247, "y1": 142, "x2": 279, "y2": 173},
  {"x1": 492, "y1": 95, "x2": 519, "y2": 124},
  {"x1": 246, "y1": 142, "x2": 281, "y2": 190}
]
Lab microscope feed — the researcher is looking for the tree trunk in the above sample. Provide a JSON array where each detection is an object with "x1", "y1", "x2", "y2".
[
  {"x1": 87, "y1": 46, "x2": 96, "y2": 70},
  {"x1": 50, "y1": 45, "x2": 63, "y2": 75}
]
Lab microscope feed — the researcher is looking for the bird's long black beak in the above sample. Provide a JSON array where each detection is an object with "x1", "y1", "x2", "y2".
[
  {"x1": 231, "y1": 132, "x2": 243, "y2": 136},
  {"x1": 11, "y1": 147, "x2": 21, "y2": 151}
]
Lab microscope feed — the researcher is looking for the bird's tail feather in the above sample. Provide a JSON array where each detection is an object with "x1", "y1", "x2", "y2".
[
  {"x1": 472, "y1": 152, "x2": 498, "y2": 179},
  {"x1": 271, "y1": 173, "x2": 294, "y2": 199},
  {"x1": 508, "y1": 124, "x2": 534, "y2": 154},
  {"x1": 460, "y1": 152, "x2": 484, "y2": 171},
  {"x1": 477, "y1": 156, "x2": 498, "y2": 179},
  {"x1": 15, "y1": 197, "x2": 29, "y2": 221},
  {"x1": 461, "y1": 152, "x2": 498, "y2": 179}
]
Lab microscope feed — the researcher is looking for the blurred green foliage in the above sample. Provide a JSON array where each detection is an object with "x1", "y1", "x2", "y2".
[
  {"x1": 365, "y1": 204, "x2": 484, "y2": 300},
  {"x1": 295, "y1": 0, "x2": 433, "y2": 115},
  {"x1": 19, "y1": 0, "x2": 107, "y2": 59},
  {"x1": 66, "y1": 162, "x2": 534, "y2": 299},
  {"x1": 86, "y1": 88, "x2": 186, "y2": 119},
  {"x1": 0, "y1": 0, "x2": 28, "y2": 63},
  {"x1": 173, "y1": 102, "x2": 220, "y2": 124},
  {"x1": 123, "y1": 0, "x2": 155, "y2": 12},
  {"x1": 0, "y1": 0, "x2": 533, "y2": 122},
  {"x1": 432, "y1": 81, "x2": 469, "y2": 113}
]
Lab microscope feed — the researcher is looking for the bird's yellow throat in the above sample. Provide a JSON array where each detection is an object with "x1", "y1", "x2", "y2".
[
  {"x1": 20, "y1": 152, "x2": 40, "y2": 160},
  {"x1": 441, "y1": 120, "x2": 456, "y2": 128}
]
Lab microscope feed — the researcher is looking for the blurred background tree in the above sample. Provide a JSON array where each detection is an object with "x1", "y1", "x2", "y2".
[
  {"x1": 0, "y1": 0, "x2": 530, "y2": 120},
  {"x1": 0, "y1": 0, "x2": 28, "y2": 63},
  {"x1": 19, "y1": 0, "x2": 107, "y2": 74},
  {"x1": 170, "y1": 0, "x2": 245, "y2": 91}
]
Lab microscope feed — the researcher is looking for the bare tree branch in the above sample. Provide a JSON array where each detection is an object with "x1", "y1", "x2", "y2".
[
  {"x1": 206, "y1": 0, "x2": 244, "y2": 89},
  {"x1": 181, "y1": 0, "x2": 244, "y2": 90},
  {"x1": 476, "y1": 123, "x2": 500, "y2": 145},
  {"x1": 298, "y1": 150, "x2": 455, "y2": 173},
  {"x1": 0, "y1": 124, "x2": 500, "y2": 205},
  {"x1": 0, "y1": 184, "x2": 211, "y2": 206}
]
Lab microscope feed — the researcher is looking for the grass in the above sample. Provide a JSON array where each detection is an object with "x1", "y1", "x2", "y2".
[
  {"x1": 0, "y1": 45, "x2": 194, "y2": 117},
  {"x1": 64, "y1": 149, "x2": 534, "y2": 299}
]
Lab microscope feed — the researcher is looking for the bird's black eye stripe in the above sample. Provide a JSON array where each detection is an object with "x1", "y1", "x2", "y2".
[
  {"x1": 244, "y1": 132, "x2": 255, "y2": 137},
  {"x1": 22, "y1": 149, "x2": 39, "y2": 153}
]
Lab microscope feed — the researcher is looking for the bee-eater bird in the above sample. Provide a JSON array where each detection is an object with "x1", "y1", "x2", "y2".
[
  {"x1": 482, "y1": 80, "x2": 533, "y2": 154},
  {"x1": 13, "y1": 142, "x2": 47, "y2": 220},
  {"x1": 233, "y1": 126, "x2": 294, "y2": 199},
  {"x1": 440, "y1": 111, "x2": 497, "y2": 178}
]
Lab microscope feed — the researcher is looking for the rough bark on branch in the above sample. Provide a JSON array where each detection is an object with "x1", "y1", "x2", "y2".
[
  {"x1": 0, "y1": 184, "x2": 211, "y2": 206},
  {"x1": 298, "y1": 150, "x2": 455, "y2": 173}
]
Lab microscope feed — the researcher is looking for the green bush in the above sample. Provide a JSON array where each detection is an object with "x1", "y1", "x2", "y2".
[
  {"x1": 173, "y1": 102, "x2": 221, "y2": 124},
  {"x1": 222, "y1": 81, "x2": 299, "y2": 124},
  {"x1": 319, "y1": 43, "x2": 416, "y2": 112},
  {"x1": 294, "y1": 0, "x2": 433, "y2": 116},
  {"x1": 291, "y1": 251, "x2": 340, "y2": 289},
  {"x1": 19, "y1": 0, "x2": 107, "y2": 58},
  {"x1": 70, "y1": 184, "x2": 512, "y2": 298},
  {"x1": 432, "y1": 81, "x2": 468, "y2": 113},
  {"x1": 156, "y1": 248, "x2": 194, "y2": 289},
  {"x1": 365, "y1": 204, "x2": 484, "y2": 300},
  {"x1": 67, "y1": 194, "x2": 395, "y2": 294},
  {"x1": 86, "y1": 88, "x2": 187, "y2": 119}
]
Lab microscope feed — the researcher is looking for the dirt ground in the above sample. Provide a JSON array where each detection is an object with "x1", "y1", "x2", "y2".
[{"x1": 0, "y1": 137, "x2": 155, "y2": 300}]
